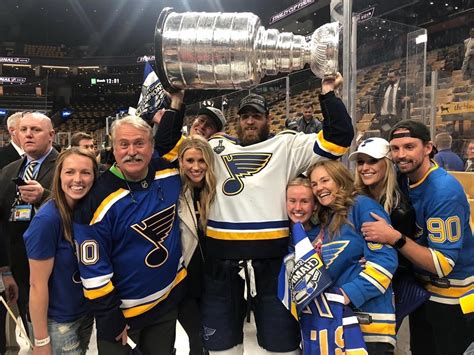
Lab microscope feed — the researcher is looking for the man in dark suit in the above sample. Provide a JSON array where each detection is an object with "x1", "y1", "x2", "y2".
[
  {"x1": 0, "y1": 112, "x2": 24, "y2": 170},
  {"x1": 0, "y1": 112, "x2": 57, "y2": 329},
  {"x1": 373, "y1": 69, "x2": 412, "y2": 138}
]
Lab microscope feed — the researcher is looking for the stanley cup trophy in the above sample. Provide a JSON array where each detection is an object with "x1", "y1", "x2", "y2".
[{"x1": 154, "y1": 7, "x2": 340, "y2": 91}]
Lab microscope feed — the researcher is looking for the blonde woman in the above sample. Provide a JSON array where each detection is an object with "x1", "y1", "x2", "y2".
[
  {"x1": 24, "y1": 148, "x2": 98, "y2": 354},
  {"x1": 177, "y1": 136, "x2": 216, "y2": 355},
  {"x1": 351, "y1": 138, "x2": 427, "y2": 332}
]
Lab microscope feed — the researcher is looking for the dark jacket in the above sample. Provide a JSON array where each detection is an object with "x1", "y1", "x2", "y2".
[
  {"x1": 374, "y1": 80, "x2": 410, "y2": 118},
  {"x1": 0, "y1": 143, "x2": 21, "y2": 170},
  {"x1": 0, "y1": 149, "x2": 58, "y2": 284}
]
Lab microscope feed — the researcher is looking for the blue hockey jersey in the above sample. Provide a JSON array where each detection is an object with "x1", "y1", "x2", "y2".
[
  {"x1": 73, "y1": 159, "x2": 186, "y2": 341},
  {"x1": 316, "y1": 196, "x2": 398, "y2": 347},
  {"x1": 300, "y1": 288, "x2": 368, "y2": 355},
  {"x1": 404, "y1": 164, "x2": 474, "y2": 307}
]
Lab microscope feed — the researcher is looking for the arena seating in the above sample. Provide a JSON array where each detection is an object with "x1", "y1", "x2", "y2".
[
  {"x1": 23, "y1": 44, "x2": 68, "y2": 58},
  {"x1": 1, "y1": 42, "x2": 472, "y2": 150},
  {"x1": 448, "y1": 171, "x2": 474, "y2": 229}
]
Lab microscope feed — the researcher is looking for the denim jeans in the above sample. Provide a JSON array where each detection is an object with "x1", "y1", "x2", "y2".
[{"x1": 30, "y1": 314, "x2": 93, "y2": 355}]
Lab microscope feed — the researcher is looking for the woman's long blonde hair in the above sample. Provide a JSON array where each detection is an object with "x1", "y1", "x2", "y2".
[
  {"x1": 178, "y1": 136, "x2": 216, "y2": 230},
  {"x1": 307, "y1": 160, "x2": 358, "y2": 239},
  {"x1": 354, "y1": 156, "x2": 401, "y2": 213},
  {"x1": 51, "y1": 148, "x2": 99, "y2": 244}
]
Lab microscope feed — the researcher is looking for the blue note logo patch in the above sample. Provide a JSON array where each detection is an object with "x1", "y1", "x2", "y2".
[
  {"x1": 131, "y1": 204, "x2": 176, "y2": 268},
  {"x1": 221, "y1": 153, "x2": 272, "y2": 196},
  {"x1": 202, "y1": 326, "x2": 217, "y2": 340},
  {"x1": 321, "y1": 241, "x2": 350, "y2": 267}
]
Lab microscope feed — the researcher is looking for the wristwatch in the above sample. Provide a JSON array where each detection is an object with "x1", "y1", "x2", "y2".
[{"x1": 393, "y1": 233, "x2": 407, "y2": 249}]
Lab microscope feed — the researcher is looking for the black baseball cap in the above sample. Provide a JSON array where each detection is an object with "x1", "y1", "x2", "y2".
[
  {"x1": 197, "y1": 106, "x2": 226, "y2": 131},
  {"x1": 237, "y1": 94, "x2": 269, "y2": 115},
  {"x1": 389, "y1": 119, "x2": 431, "y2": 142}
]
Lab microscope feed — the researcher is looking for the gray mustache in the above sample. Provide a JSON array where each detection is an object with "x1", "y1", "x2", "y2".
[{"x1": 122, "y1": 155, "x2": 145, "y2": 163}]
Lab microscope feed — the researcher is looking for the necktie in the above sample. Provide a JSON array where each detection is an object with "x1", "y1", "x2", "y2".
[
  {"x1": 23, "y1": 161, "x2": 38, "y2": 181},
  {"x1": 387, "y1": 84, "x2": 395, "y2": 114}
]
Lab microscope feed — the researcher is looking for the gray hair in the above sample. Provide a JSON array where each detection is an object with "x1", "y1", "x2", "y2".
[
  {"x1": 7, "y1": 112, "x2": 23, "y2": 130},
  {"x1": 110, "y1": 115, "x2": 153, "y2": 145},
  {"x1": 435, "y1": 132, "x2": 452, "y2": 151}
]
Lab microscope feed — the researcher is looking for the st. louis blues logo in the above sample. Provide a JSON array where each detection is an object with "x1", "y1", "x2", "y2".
[
  {"x1": 202, "y1": 326, "x2": 217, "y2": 340},
  {"x1": 72, "y1": 271, "x2": 82, "y2": 284},
  {"x1": 321, "y1": 240, "x2": 350, "y2": 267},
  {"x1": 131, "y1": 204, "x2": 176, "y2": 268},
  {"x1": 360, "y1": 138, "x2": 375, "y2": 147},
  {"x1": 221, "y1": 153, "x2": 272, "y2": 196}
]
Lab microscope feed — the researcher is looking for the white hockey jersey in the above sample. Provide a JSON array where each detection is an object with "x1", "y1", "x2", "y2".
[{"x1": 205, "y1": 92, "x2": 353, "y2": 259}]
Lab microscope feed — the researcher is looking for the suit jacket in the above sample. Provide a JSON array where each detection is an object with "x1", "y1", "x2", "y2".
[
  {"x1": 374, "y1": 80, "x2": 409, "y2": 117},
  {"x1": 0, "y1": 143, "x2": 21, "y2": 170},
  {"x1": 0, "y1": 149, "x2": 58, "y2": 285}
]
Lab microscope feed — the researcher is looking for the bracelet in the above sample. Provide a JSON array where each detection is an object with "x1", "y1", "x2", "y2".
[
  {"x1": 34, "y1": 336, "x2": 51, "y2": 347},
  {"x1": 2, "y1": 271, "x2": 12, "y2": 276}
]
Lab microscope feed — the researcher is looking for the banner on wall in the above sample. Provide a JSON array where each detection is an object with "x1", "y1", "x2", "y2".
[
  {"x1": 137, "y1": 55, "x2": 155, "y2": 63},
  {"x1": 356, "y1": 7, "x2": 375, "y2": 22},
  {"x1": 269, "y1": 0, "x2": 316, "y2": 25},
  {"x1": 0, "y1": 57, "x2": 30, "y2": 64},
  {"x1": 0, "y1": 77, "x2": 27, "y2": 83},
  {"x1": 439, "y1": 100, "x2": 474, "y2": 116}
]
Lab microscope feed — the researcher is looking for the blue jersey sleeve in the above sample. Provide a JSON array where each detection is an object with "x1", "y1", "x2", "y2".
[
  {"x1": 314, "y1": 91, "x2": 354, "y2": 160},
  {"x1": 23, "y1": 201, "x2": 61, "y2": 260},
  {"x1": 423, "y1": 189, "x2": 468, "y2": 278},
  {"x1": 74, "y1": 205, "x2": 126, "y2": 342},
  {"x1": 341, "y1": 199, "x2": 398, "y2": 308}
]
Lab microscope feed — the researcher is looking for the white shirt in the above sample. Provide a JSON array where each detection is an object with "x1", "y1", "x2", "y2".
[
  {"x1": 381, "y1": 81, "x2": 399, "y2": 116},
  {"x1": 11, "y1": 140, "x2": 24, "y2": 157}
]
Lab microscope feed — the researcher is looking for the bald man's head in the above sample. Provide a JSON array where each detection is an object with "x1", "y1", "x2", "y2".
[{"x1": 19, "y1": 112, "x2": 55, "y2": 159}]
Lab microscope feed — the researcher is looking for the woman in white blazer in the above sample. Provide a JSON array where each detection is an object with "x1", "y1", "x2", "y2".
[{"x1": 177, "y1": 135, "x2": 217, "y2": 355}]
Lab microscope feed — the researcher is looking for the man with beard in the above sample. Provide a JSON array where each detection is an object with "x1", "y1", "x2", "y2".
[
  {"x1": 362, "y1": 120, "x2": 474, "y2": 355},
  {"x1": 157, "y1": 73, "x2": 354, "y2": 354}
]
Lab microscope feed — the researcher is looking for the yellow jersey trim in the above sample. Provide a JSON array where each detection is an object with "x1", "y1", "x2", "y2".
[
  {"x1": 83, "y1": 281, "x2": 114, "y2": 300},
  {"x1": 206, "y1": 228, "x2": 289, "y2": 241},
  {"x1": 90, "y1": 189, "x2": 128, "y2": 225},
  {"x1": 162, "y1": 136, "x2": 185, "y2": 162},
  {"x1": 409, "y1": 161, "x2": 438, "y2": 189},
  {"x1": 316, "y1": 131, "x2": 348, "y2": 156},
  {"x1": 122, "y1": 268, "x2": 187, "y2": 318}
]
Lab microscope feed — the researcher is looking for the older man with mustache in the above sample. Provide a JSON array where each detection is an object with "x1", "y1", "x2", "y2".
[{"x1": 73, "y1": 91, "x2": 190, "y2": 355}]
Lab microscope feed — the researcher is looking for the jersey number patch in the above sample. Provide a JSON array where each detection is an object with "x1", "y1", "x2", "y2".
[{"x1": 427, "y1": 216, "x2": 461, "y2": 243}]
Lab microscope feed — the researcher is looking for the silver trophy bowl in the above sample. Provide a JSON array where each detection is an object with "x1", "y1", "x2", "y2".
[{"x1": 155, "y1": 7, "x2": 340, "y2": 91}]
